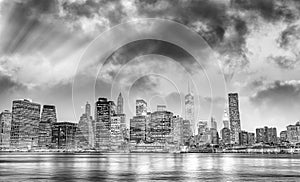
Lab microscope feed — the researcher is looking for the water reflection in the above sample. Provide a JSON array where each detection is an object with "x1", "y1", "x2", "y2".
[{"x1": 0, "y1": 153, "x2": 300, "y2": 181}]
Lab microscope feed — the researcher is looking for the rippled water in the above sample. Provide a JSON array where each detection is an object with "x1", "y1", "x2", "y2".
[{"x1": 0, "y1": 153, "x2": 300, "y2": 181}]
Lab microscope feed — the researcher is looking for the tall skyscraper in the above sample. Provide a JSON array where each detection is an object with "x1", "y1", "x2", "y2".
[
  {"x1": 136, "y1": 99, "x2": 147, "y2": 116},
  {"x1": 185, "y1": 82, "x2": 195, "y2": 135},
  {"x1": 0, "y1": 110, "x2": 12, "y2": 149},
  {"x1": 95, "y1": 98, "x2": 115, "y2": 150},
  {"x1": 52, "y1": 122, "x2": 77, "y2": 149},
  {"x1": 38, "y1": 105, "x2": 57, "y2": 148},
  {"x1": 286, "y1": 122, "x2": 300, "y2": 144},
  {"x1": 182, "y1": 120, "x2": 192, "y2": 145},
  {"x1": 10, "y1": 99, "x2": 41, "y2": 149},
  {"x1": 117, "y1": 93, "x2": 123, "y2": 114},
  {"x1": 222, "y1": 109, "x2": 230, "y2": 128},
  {"x1": 149, "y1": 110, "x2": 173, "y2": 144},
  {"x1": 228, "y1": 93, "x2": 241, "y2": 144},
  {"x1": 76, "y1": 102, "x2": 94, "y2": 149}
]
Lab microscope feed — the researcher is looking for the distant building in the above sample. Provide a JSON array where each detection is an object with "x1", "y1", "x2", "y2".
[
  {"x1": 41, "y1": 105, "x2": 57, "y2": 124},
  {"x1": 110, "y1": 115, "x2": 123, "y2": 150},
  {"x1": 10, "y1": 99, "x2": 41, "y2": 149},
  {"x1": 247, "y1": 132, "x2": 255, "y2": 145},
  {"x1": 38, "y1": 105, "x2": 57, "y2": 148},
  {"x1": 136, "y1": 99, "x2": 147, "y2": 116},
  {"x1": 94, "y1": 98, "x2": 115, "y2": 150},
  {"x1": 157, "y1": 105, "x2": 166, "y2": 112},
  {"x1": 172, "y1": 116, "x2": 183, "y2": 145},
  {"x1": 76, "y1": 102, "x2": 94, "y2": 149},
  {"x1": 197, "y1": 121, "x2": 210, "y2": 145},
  {"x1": 148, "y1": 110, "x2": 173, "y2": 144},
  {"x1": 130, "y1": 115, "x2": 146, "y2": 143},
  {"x1": 222, "y1": 109, "x2": 230, "y2": 128},
  {"x1": 117, "y1": 93, "x2": 123, "y2": 114},
  {"x1": 286, "y1": 122, "x2": 300, "y2": 144},
  {"x1": 221, "y1": 127, "x2": 231, "y2": 145},
  {"x1": 210, "y1": 117, "x2": 217, "y2": 130},
  {"x1": 0, "y1": 110, "x2": 12, "y2": 149},
  {"x1": 211, "y1": 129, "x2": 219, "y2": 145},
  {"x1": 38, "y1": 120, "x2": 52, "y2": 148},
  {"x1": 182, "y1": 120, "x2": 192, "y2": 145},
  {"x1": 256, "y1": 126, "x2": 277, "y2": 144},
  {"x1": 52, "y1": 122, "x2": 77, "y2": 149},
  {"x1": 280, "y1": 130, "x2": 287, "y2": 143},
  {"x1": 185, "y1": 83, "x2": 195, "y2": 135},
  {"x1": 239, "y1": 130, "x2": 248, "y2": 146},
  {"x1": 228, "y1": 93, "x2": 241, "y2": 144}
]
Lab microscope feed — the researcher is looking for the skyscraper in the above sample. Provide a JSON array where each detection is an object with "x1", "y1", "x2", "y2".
[
  {"x1": 286, "y1": 122, "x2": 300, "y2": 144},
  {"x1": 256, "y1": 126, "x2": 277, "y2": 144},
  {"x1": 110, "y1": 115, "x2": 123, "y2": 150},
  {"x1": 117, "y1": 93, "x2": 123, "y2": 114},
  {"x1": 10, "y1": 99, "x2": 41, "y2": 149},
  {"x1": 130, "y1": 115, "x2": 147, "y2": 143},
  {"x1": 38, "y1": 105, "x2": 57, "y2": 148},
  {"x1": 95, "y1": 98, "x2": 115, "y2": 150},
  {"x1": 182, "y1": 120, "x2": 192, "y2": 145},
  {"x1": 222, "y1": 109, "x2": 230, "y2": 128},
  {"x1": 0, "y1": 110, "x2": 12, "y2": 149},
  {"x1": 149, "y1": 110, "x2": 173, "y2": 144},
  {"x1": 76, "y1": 102, "x2": 94, "y2": 149},
  {"x1": 172, "y1": 116, "x2": 183, "y2": 145},
  {"x1": 136, "y1": 99, "x2": 147, "y2": 116},
  {"x1": 228, "y1": 93, "x2": 241, "y2": 144},
  {"x1": 210, "y1": 117, "x2": 217, "y2": 130},
  {"x1": 221, "y1": 127, "x2": 231, "y2": 145},
  {"x1": 41, "y1": 105, "x2": 57, "y2": 124},
  {"x1": 185, "y1": 82, "x2": 195, "y2": 135}
]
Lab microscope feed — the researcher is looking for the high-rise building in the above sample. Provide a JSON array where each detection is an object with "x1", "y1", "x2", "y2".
[
  {"x1": 76, "y1": 102, "x2": 94, "y2": 149},
  {"x1": 110, "y1": 115, "x2": 123, "y2": 150},
  {"x1": 185, "y1": 83, "x2": 195, "y2": 135},
  {"x1": 10, "y1": 99, "x2": 41, "y2": 149},
  {"x1": 228, "y1": 93, "x2": 241, "y2": 144},
  {"x1": 0, "y1": 110, "x2": 12, "y2": 149},
  {"x1": 182, "y1": 120, "x2": 192, "y2": 145},
  {"x1": 221, "y1": 127, "x2": 231, "y2": 145},
  {"x1": 197, "y1": 121, "x2": 210, "y2": 145},
  {"x1": 117, "y1": 93, "x2": 123, "y2": 114},
  {"x1": 210, "y1": 117, "x2": 217, "y2": 130},
  {"x1": 157, "y1": 105, "x2": 166, "y2": 112},
  {"x1": 211, "y1": 129, "x2": 219, "y2": 145},
  {"x1": 38, "y1": 105, "x2": 57, "y2": 148},
  {"x1": 280, "y1": 130, "x2": 287, "y2": 143},
  {"x1": 52, "y1": 122, "x2": 77, "y2": 149},
  {"x1": 239, "y1": 130, "x2": 248, "y2": 146},
  {"x1": 130, "y1": 115, "x2": 146, "y2": 143},
  {"x1": 38, "y1": 120, "x2": 52, "y2": 148},
  {"x1": 256, "y1": 126, "x2": 277, "y2": 144},
  {"x1": 136, "y1": 99, "x2": 147, "y2": 116},
  {"x1": 222, "y1": 109, "x2": 230, "y2": 128},
  {"x1": 172, "y1": 116, "x2": 183, "y2": 145},
  {"x1": 95, "y1": 98, "x2": 115, "y2": 150},
  {"x1": 248, "y1": 132, "x2": 255, "y2": 145},
  {"x1": 41, "y1": 105, "x2": 57, "y2": 124},
  {"x1": 149, "y1": 110, "x2": 173, "y2": 144},
  {"x1": 286, "y1": 122, "x2": 300, "y2": 144}
]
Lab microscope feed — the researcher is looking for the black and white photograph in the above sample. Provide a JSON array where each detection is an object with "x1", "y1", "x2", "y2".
[{"x1": 0, "y1": 0, "x2": 300, "y2": 181}]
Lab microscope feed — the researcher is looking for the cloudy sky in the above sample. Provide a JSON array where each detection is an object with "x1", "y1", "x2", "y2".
[{"x1": 0, "y1": 0, "x2": 300, "y2": 133}]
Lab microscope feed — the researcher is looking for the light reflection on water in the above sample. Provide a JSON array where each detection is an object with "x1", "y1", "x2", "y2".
[{"x1": 0, "y1": 153, "x2": 300, "y2": 181}]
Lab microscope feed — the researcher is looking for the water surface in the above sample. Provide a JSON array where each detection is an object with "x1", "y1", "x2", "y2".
[{"x1": 0, "y1": 153, "x2": 299, "y2": 181}]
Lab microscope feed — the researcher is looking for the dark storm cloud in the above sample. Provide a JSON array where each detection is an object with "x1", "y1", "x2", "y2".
[
  {"x1": 0, "y1": 74, "x2": 25, "y2": 94},
  {"x1": 250, "y1": 80, "x2": 300, "y2": 106},
  {"x1": 231, "y1": 0, "x2": 296, "y2": 21},
  {"x1": 131, "y1": 75, "x2": 160, "y2": 94}
]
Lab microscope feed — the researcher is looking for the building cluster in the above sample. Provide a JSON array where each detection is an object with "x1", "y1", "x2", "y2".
[{"x1": 1, "y1": 89, "x2": 300, "y2": 152}]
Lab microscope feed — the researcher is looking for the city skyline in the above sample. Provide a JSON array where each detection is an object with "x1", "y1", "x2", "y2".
[{"x1": 0, "y1": 1, "x2": 300, "y2": 134}]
